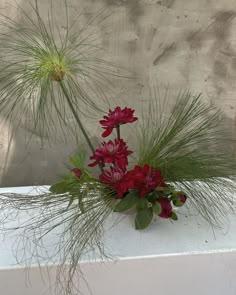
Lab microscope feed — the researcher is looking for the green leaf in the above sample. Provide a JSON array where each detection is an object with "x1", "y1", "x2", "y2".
[
  {"x1": 173, "y1": 199, "x2": 184, "y2": 207},
  {"x1": 70, "y1": 156, "x2": 79, "y2": 168},
  {"x1": 136, "y1": 198, "x2": 149, "y2": 210},
  {"x1": 171, "y1": 211, "x2": 178, "y2": 221},
  {"x1": 152, "y1": 202, "x2": 162, "y2": 215},
  {"x1": 69, "y1": 149, "x2": 87, "y2": 169},
  {"x1": 63, "y1": 173, "x2": 77, "y2": 182},
  {"x1": 50, "y1": 182, "x2": 70, "y2": 194},
  {"x1": 146, "y1": 192, "x2": 158, "y2": 202},
  {"x1": 135, "y1": 208, "x2": 153, "y2": 230},
  {"x1": 113, "y1": 191, "x2": 139, "y2": 212}
]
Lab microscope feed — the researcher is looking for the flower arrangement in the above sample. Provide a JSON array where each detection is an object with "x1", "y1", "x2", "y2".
[
  {"x1": 50, "y1": 106, "x2": 187, "y2": 230},
  {"x1": 0, "y1": 1, "x2": 236, "y2": 295}
]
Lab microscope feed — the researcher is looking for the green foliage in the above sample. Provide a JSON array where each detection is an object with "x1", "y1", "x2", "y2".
[
  {"x1": 69, "y1": 149, "x2": 87, "y2": 169},
  {"x1": 49, "y1": 181, "x2": 70, "y2": 194},
  {"x1": 135, "y1": 208, "x2": 153, "y2": 230},
  {"x1": 137, "y1": 90, "x2": 236, "y2": 180},
  {"x1": 173, "y1": 199, "x2": 184, "y2": 207},
  {"x1": 170, "y1": 211, "x2": 178, "y2": 221},
  {"x1": 50, "y1": 148, "x2": 99, "y2": 208},
  {"x1": 113, "y1": 191, "x2": 139, "y2": 212},
  {"x1": 0, "y1": 181, "x2": 117, "y2": 294},
  {"x1": 152, "y1": 202, "x2": 162, "y2": 215},
  {"x1": 136, "y1": 198, "x2": 149, "y2": 210},
  {"x1": 137, "y1": 89, "x2": 236, "y2": 226}
]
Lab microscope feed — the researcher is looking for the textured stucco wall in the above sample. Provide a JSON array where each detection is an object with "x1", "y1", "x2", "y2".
[{"x1": 1, "y1": 0, "x2": 236, "y2": 186}]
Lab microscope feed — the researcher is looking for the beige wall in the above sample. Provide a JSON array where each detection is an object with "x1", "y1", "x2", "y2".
[{"x1": 1, "y1": 0, "x2": 236, "y2": 186}]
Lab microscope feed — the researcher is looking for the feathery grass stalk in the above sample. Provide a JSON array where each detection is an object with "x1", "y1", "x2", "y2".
[
  {"x1": 0, "y1": 0, "x2": 130, "y2": 142},
  {"x1": 0, "y1": 183, "x2": 117, "y2": 294},
  {"x1": 59, "y1": 81, "x2": 95, "y2": 154}
]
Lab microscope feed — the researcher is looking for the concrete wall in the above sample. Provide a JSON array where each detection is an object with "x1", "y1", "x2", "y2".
[{"x1": 1, "y1": 0, "x2": 236, "y2": 186}]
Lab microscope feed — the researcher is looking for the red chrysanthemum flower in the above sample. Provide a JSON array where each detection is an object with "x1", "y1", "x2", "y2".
[
  {"x1": 129, "y1": 164, "x2": 166, "y2": 197},
  {"x1": 71, "y1": 168, "x2": 82, "y2": 179},
  {"x1": 99, "y1": 166, "x2": 133, "y2": 198},
  {"x1": 89, "y1": 139, "x2": 133, "y2": 170},
  {"x1": 100, "y1": 106, "x2": 138, "y2": 137},
  {"x1": 157, "y1": 198, "x2": 173, "y2": 218}
]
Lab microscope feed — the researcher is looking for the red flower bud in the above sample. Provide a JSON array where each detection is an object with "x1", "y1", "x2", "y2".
[
  {"x1": 173, "y1": 193, "x2": 187, "y2": 207},
  {"x1": 71, "y1": 168, "x2": 82, "y2": 179},
  {"x1": 157, "y1": 198, "x2": 173, "y2": 218}
]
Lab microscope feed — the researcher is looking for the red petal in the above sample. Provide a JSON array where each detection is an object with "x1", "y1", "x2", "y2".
[
  {"x1": 88, "y1": 161, "x2": 97, "y2": 167},
  {"x1": 103, "y1": 156, "x2": 113, "y2": 163},
  {"x1": 102, "y1": 127, "x2": 113, "y2": 137}
]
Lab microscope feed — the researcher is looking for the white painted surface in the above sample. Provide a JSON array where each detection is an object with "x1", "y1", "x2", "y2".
[{"x1": 0, "y1": 186, "x2": 236, "y2": 295}]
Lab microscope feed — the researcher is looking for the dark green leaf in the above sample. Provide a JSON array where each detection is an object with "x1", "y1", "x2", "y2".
[
  {"x1": 136, "y1": 198, "x2": 149, "y2": 210},
  {"x1": 50, "y1": 182, "x2": 70, "y2": 194},
  {"x1": 113, "y1": 191, "x2": 139, "y2": 212},
  {"x1": 173, "y1": 199, "x2": 184, "y2": 207},
  {"x1": 146, "y1": 192, "x2": 158, "y2": 202},
  {"x1": 63, "y1": 173, "x2": 77, "y2": 182},
  {"x1": 152, "y1": 202, "x2": 162, "y2": 215},
  {"x1": 135, "y1": 208, "x2": 153, "y2": 230},
  {"x1": 171, "y1": 211, "x2": 178, "y2": 221}
]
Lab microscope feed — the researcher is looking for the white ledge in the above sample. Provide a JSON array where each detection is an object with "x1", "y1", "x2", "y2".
[
  {"x1": 0, "y1": 186, "x2": 236, "y2": 295},
  {"x1": 1, "y1": 185, "x2": 236, "y2": 262}
]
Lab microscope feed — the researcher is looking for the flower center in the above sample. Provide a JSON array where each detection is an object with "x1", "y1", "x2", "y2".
[
  {"x1": 106, "y1": 143, "x2": 115, "y2": 154},
  {"x1": 38, "y1": 53, "x2": 67, "y2": 82},
  {"x1": 113, "y1": 171, "x2": 123, "y2": 182},
  {"x1": 51, "y1": 64, "x2": 66, "y2": 81}
]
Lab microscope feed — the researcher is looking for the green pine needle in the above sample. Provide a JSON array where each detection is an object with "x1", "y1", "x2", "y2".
[{"x1": 136, "y1": 88, "x2": 236, "y2": 226}]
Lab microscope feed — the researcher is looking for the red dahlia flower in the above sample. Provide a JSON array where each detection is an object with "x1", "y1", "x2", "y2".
[
  {"x1": 157, "y1": 198, "x2": 173, "y2": 218},
  {"x1": 129, "y1": 164, "x2": 166, "y2": 197},
  {"x1": 100, "y1": 106, "x2": 138, "y2": 137},
  {"x1": 99, "y1": 167, "x2": 133, "y2": 198},
  {"x1": 99, "y1": 164, "x2": 166, "y2": 199},
  {"x1": 89, "y1": 139, "x2": 132, "y2": 170}
]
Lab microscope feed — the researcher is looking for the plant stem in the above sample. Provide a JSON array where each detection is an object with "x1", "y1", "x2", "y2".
[
  {"x1": 116, "y1": 125, "x2": 121, "y2": 140},
  {"x1": 59, "y1": 81, "x2": 95, "y2": 153},
  {"x1": 59, "y1": 81, "x2": 104, "y2": 173}
]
